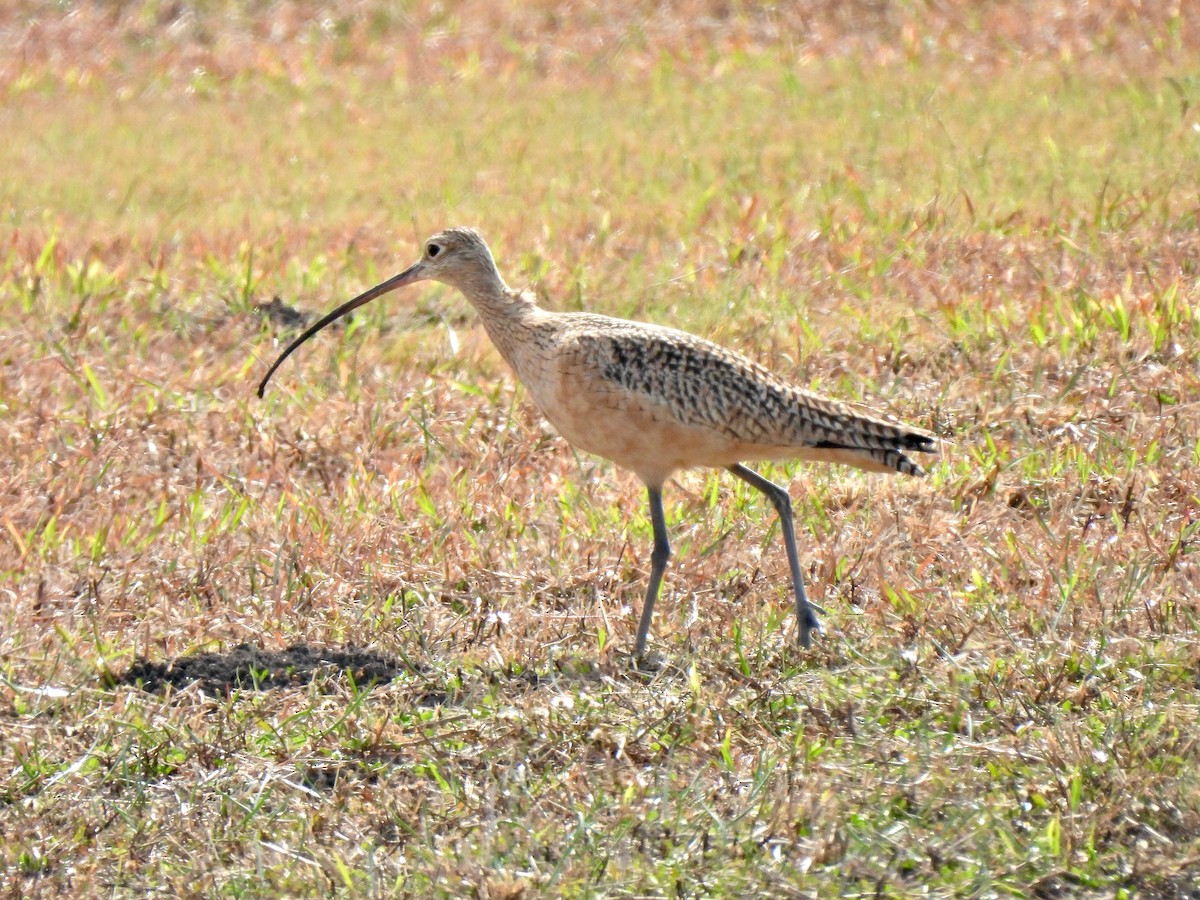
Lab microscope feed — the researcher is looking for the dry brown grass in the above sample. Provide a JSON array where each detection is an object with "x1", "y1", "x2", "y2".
[
  {"x1": 3, "y1": 0, "x2": 1197, "y2": 89},
  {"x1": 2, "y1": 2, "x2": 1199, "y2": 897}
]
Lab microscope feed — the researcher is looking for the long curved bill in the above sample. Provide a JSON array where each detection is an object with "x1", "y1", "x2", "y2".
[{"x1": 257, "y1": 261, "x2": 426, "y2": 398}]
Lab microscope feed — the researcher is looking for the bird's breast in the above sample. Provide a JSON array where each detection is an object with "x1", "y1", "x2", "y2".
[{"x1": 520, "y1": 345, "x2": 749, "y2": 486}]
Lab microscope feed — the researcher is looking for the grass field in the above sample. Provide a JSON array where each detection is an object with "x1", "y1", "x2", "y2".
[{"x1": 2, "y1": 2, "x2": 1200, "y2": 896}]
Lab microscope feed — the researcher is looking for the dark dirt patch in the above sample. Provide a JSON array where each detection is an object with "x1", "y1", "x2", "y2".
[
  {"x1": 300, "y1": 760, "x2": 381, "y2": 792},
  {"x1": 253, "y1": 295, "x2": 310, "y2": 330},
  {"x1": 118, "y1": 642, "x2": 411, "y2": 694}
]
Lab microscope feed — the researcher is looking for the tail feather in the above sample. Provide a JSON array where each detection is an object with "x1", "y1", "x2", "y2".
[
  {"x1": 806, "y1": 425, "x2": 937, "y2": 476},
  {"x1": 873, "y1": 446, "x2": 926, "y2": 477}
]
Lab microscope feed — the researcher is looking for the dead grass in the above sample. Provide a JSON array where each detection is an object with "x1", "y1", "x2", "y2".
[
  {"x1": 2, "y1": 2, "x2": 1200, "y2": 897},
  {"x1": 2, "y1": 0, "x2": 1196, "y2": 90}
]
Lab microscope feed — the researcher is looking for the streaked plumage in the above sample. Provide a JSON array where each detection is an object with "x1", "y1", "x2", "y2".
[{"x1": 259, "y1": 227, "x2": 936, "y2": 658}]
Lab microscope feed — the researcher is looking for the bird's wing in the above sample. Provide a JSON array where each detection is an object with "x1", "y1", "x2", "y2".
[{"x1": 569, "y1": 319, "x2": 935, "y2": 458}]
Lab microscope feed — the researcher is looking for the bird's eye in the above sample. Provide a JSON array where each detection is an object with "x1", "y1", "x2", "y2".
[{"x1": 427, "y1": 243, "x2": 440, "y2": 258}]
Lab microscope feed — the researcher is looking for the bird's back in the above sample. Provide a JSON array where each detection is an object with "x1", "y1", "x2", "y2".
[{"x1": 503, "y1": 311, "x2": 935, "y2": 485}]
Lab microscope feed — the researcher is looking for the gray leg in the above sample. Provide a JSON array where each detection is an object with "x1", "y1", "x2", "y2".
[
  {"x1": 728, "y1": 464, "x2": 820, "y2": 648},
  {"x1": 635, "y1": 486, "x2": 671, "y2": 658}
]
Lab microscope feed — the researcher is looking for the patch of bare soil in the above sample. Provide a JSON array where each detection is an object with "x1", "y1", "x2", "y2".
[{"x1": 119, "y1": 642, "x2": 412, "y2": 694}]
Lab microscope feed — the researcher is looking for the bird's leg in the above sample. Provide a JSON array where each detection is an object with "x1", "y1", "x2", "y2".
[
  {"x1": 727, "y1": 464, "x2": 821, "y2": 648},
  {"x1": 634, "y1": 486, "x2": 671, "y2": 658}
]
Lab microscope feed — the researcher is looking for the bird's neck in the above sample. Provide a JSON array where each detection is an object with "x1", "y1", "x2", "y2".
[
  {"x1": 453, "y1": 266, "x2": 537, "y2": 315},
  {"x1": 456, "y1": 281, "x2": 548, "y2": 376}
]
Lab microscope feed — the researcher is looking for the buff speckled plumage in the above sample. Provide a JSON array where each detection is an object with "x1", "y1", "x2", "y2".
[{"x1": 259, "y1": 226, "x2": 937, "y2": 660}]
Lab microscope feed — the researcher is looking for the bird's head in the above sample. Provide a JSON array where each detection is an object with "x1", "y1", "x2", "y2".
[{"x1": 415, "y1": 227, "x2": 498, "y2": 289}]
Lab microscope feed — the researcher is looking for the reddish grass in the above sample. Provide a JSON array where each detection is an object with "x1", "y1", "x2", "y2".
[{"x1": 1, "y1": 3, "x2": 1199, "y2": 896}]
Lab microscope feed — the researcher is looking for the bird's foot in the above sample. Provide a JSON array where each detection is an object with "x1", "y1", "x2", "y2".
[
  {"x1": 630, "y1": 648, "x2": 666, "y2": 673},
  {"x1": 797, "y1": 608, "x2": 822, "y2": 649}
]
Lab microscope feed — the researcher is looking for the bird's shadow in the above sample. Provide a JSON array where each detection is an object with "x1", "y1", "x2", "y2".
[
  {"x1": 116, "y1": 641, "x2": 681, "y2": 698},
  {"x1": 117, "y1": 642, "x2": 414, "y2": 695}
]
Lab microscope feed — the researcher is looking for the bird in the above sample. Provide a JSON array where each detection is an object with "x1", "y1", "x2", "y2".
[{"x1": 258, "y1": 227, "x2": 936, "y2": 658}]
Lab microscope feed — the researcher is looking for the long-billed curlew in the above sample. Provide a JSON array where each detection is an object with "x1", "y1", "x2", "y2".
[{"x1": 258, "y1": 228, "x2": 936, "y2": 658}]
